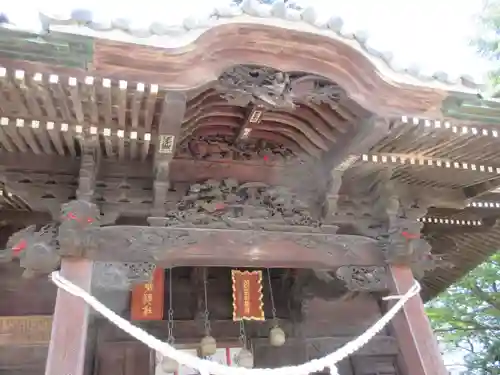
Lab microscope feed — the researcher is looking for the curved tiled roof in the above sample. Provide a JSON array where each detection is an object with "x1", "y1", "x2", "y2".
[{"x1": 0, "y1": 0, "x2": 489, "y2": 94}]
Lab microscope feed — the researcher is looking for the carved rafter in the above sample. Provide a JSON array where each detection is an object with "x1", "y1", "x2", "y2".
[
  {"x1": 149, "y1": 92, "x2": 187, "y2": 224},
  {"x1": 77, "y1": 135, "x2": 100, "y2": 201},
  {"x1": 179, "y1": 87, "x2": 357, "y2": 159},
  {"x1": 0, "y1": 171, "x2": 70, "y2": 218},
  {"x1": 463, "y1": 176, "x2": 500, "y2": 199}
]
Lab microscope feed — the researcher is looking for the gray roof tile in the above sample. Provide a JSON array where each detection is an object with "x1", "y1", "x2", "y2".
[{"x1": 0, "y1": 0, "x2": 490, "y2": 92}]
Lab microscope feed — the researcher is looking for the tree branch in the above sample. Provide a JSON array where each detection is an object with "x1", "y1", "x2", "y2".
[
  {"x1": 471, "y1": 282, "x2": 500, "y2": 312},
  {"x1": 434, "y1": 327, "x2": 500, "y2": 333}
]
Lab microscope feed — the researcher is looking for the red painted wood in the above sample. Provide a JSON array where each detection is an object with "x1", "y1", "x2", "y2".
[{"x1": 388, "y1": 265, "x2": 447, "y2": 375}]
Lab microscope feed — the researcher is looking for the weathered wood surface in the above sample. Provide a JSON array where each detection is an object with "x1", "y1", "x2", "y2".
[
  {"x1": 94, "y1": 341, "x2": 151, "y2": 375},
  {"x1": 254, "y1": 336, "x2": 399, "y2": 358},
  {"x1": 0, "y1": 24, "x2": 447, "y2": 117},
  {"x1": 0, "y1": 316, "x2": 52, "y2": 346},
  {"x1": 0, "y1": 150, "x2": 285, "y2": 184},
  {"x1": 45, "y1": 259, "x2": 93, "y2": 375},
  {"x1": 0, "y1": 263, "x2": 57, "y2": 316},
  {"x1": 0, "y1": 346, "x2": 49, "y2": 373},
  {"x1": 92, "y1": 335, "x2": 397, "y2": 375},
  {"x1": 387, "y1": 265, "x2": 447, "y2": 375},
  {"x1": 83, "y1": 226, "x2": 384, "y2": 268}
]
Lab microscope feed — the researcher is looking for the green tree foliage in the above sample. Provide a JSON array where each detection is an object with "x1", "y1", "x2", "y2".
[
  {"x1": 474, "y1": 0, "x2": 500, "y2": 89},
  {"x1": 426, "y1": 252, "x2": 500, "y2": 374}
]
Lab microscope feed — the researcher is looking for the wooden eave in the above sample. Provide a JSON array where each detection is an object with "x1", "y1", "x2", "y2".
[
  {"x1": 0, "y1": 23, "x2": 493, "y2": 121},
  {"x1": 0, "y1": 24, "x2": 498, "y2": 300}
]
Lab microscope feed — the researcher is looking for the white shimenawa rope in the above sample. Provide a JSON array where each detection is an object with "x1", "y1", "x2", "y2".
[{"x1": 50, "y1": 271, "x2": 420, "y2": 375}]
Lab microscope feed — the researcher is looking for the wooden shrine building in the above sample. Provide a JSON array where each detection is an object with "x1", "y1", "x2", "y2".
[{"x1": 0, "y1": 1, "x2": 499, "y2": 375}]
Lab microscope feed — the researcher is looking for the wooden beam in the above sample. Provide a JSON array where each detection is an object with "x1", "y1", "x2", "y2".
[
  {"x1": 76, "y1": 136, "x2": 100, "y2": 201},
  {"x1": 83, "y1": 226, "x2": 384, "y2": 268},
  {"x1": 322, "y1": 117, "x2": 392, "y2": 219},
  {"x1": 0, "y1": 151, "x2": 79, "y2": 173},
  {"x1": 387, "y1": 265, "x2": 447, "y2": 375},
  {"x1": 150, "y1": 92, "x2": 186, "y2": 222},
  {"x1": 463, "y1": 176, "x2": 500, "y2": 198},
  {"x1": 0, "y1": 210, "x2": 51, "y2": 225},
  {"x1": 130, "y1": 83, "x2": 145, "y2": 159},
  {"x1": 323, "y1": 116, "x2": 391, "y2": 171},
  {"x1": 0, "y1": 151, "x2": 286, "y2": 184},
  {"x1": 45, "y1": 259, "x2": 93, "y2": 375}
]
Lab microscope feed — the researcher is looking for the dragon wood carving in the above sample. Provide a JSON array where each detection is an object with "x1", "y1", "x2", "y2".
[
  {"x1": 217, "y1": 65, "x2": 345, "y2": 110},
  {"x1": 159, "y1": 178, "x2": 332, "y2": 231},
  {"x1": 58, "y1": 199, "x2": 101, "y2": 257},
  {"x1": 0, "y1": 224, "x2": 60, "y2": 278},
  {"x1": 0, "y1": 199, "x2": 101, "y2": 276},
  {"x1": 0, "y1": 200, "x2": 157, "y2": 286},
  {"x1": 175, "y1": 135, "x2": 296, "y2": 162}
]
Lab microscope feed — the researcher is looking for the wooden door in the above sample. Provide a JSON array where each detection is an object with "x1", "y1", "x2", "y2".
[{"x1": 95, "y1": 342, "x2": 152, "y2": 375}]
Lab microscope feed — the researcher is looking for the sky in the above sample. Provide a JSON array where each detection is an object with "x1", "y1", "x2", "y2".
[{"x1": 2, "y1": 0, "x2": 492, "y2": 82}]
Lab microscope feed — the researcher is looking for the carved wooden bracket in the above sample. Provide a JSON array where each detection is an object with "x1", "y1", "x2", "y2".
[
  {"x1": 335, "y1": 265, "x2": 388, "y2": 292},
  {"x1": 150, "y1": 92, "x2": 187, "y2": 224},
  {"x1": 322, "y1": 117, "x2": 392, "y2": 220},
  {"x1": 76, "y1": 135, "x2": 100, "y2": 201}
]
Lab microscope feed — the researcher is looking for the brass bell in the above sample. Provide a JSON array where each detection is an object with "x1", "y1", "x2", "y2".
[
  {"x1": 200, "y1": 335, "x2": 217, "y2": 357},
  {"x1": 269, "y1": 326, "x2": 286, "y2": 347},
  {"x1": 160, "y1": 356, "x2": 179, "y2": 374},
  {"x1": 235, "y1": 348, "x2": 254, "y2": 368},
  {"x1": 156, "y1": 351, "x2": 178, "y2": 374}
]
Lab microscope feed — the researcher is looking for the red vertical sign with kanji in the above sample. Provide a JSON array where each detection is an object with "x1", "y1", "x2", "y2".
[
  {"x1": 131, "y1": 268, "x2": 165, "y2": 321},
  {"x1": 232, "y1": 270, "x2": 265, "y2": 321}
]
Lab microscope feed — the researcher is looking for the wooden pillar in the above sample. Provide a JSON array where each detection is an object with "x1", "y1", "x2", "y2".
[
  {"x1": 45, "y1": 259, "x2": 93, "y2": 375},
  {"x1": 387, "y1": 265, "x2": 448, "y2": 375},
  {"x1": 46, "y1": 135, "x2": 100, "y2": 375}
]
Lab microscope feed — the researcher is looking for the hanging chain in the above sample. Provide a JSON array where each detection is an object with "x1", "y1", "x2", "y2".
[
  {"x1": 167, "y1": 268, "x2": 175, "y2": 344},
  {"x1": 203, "y1": 268, "x2": 212, "y2": 335},
  {"x1": 238, "y1": 320, "x2": 247, "y2": 348},
  {"x1": 266, "y1": 268, "x2": 278, "y2": 327}
]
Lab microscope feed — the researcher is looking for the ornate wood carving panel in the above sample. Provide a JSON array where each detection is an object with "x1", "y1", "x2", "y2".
[
  {"x1": 176, "y1": 135, "x2": 297, "y2": 163},
  {"x1": 217, "y1": 65, "x2": 345, "y2": 110},
  {"x1": 0, "y1": 316, "x2": 52, "y2": 346},
  {"x1": 83, "y1": 226, "x2": 383, "y2": 269}
]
